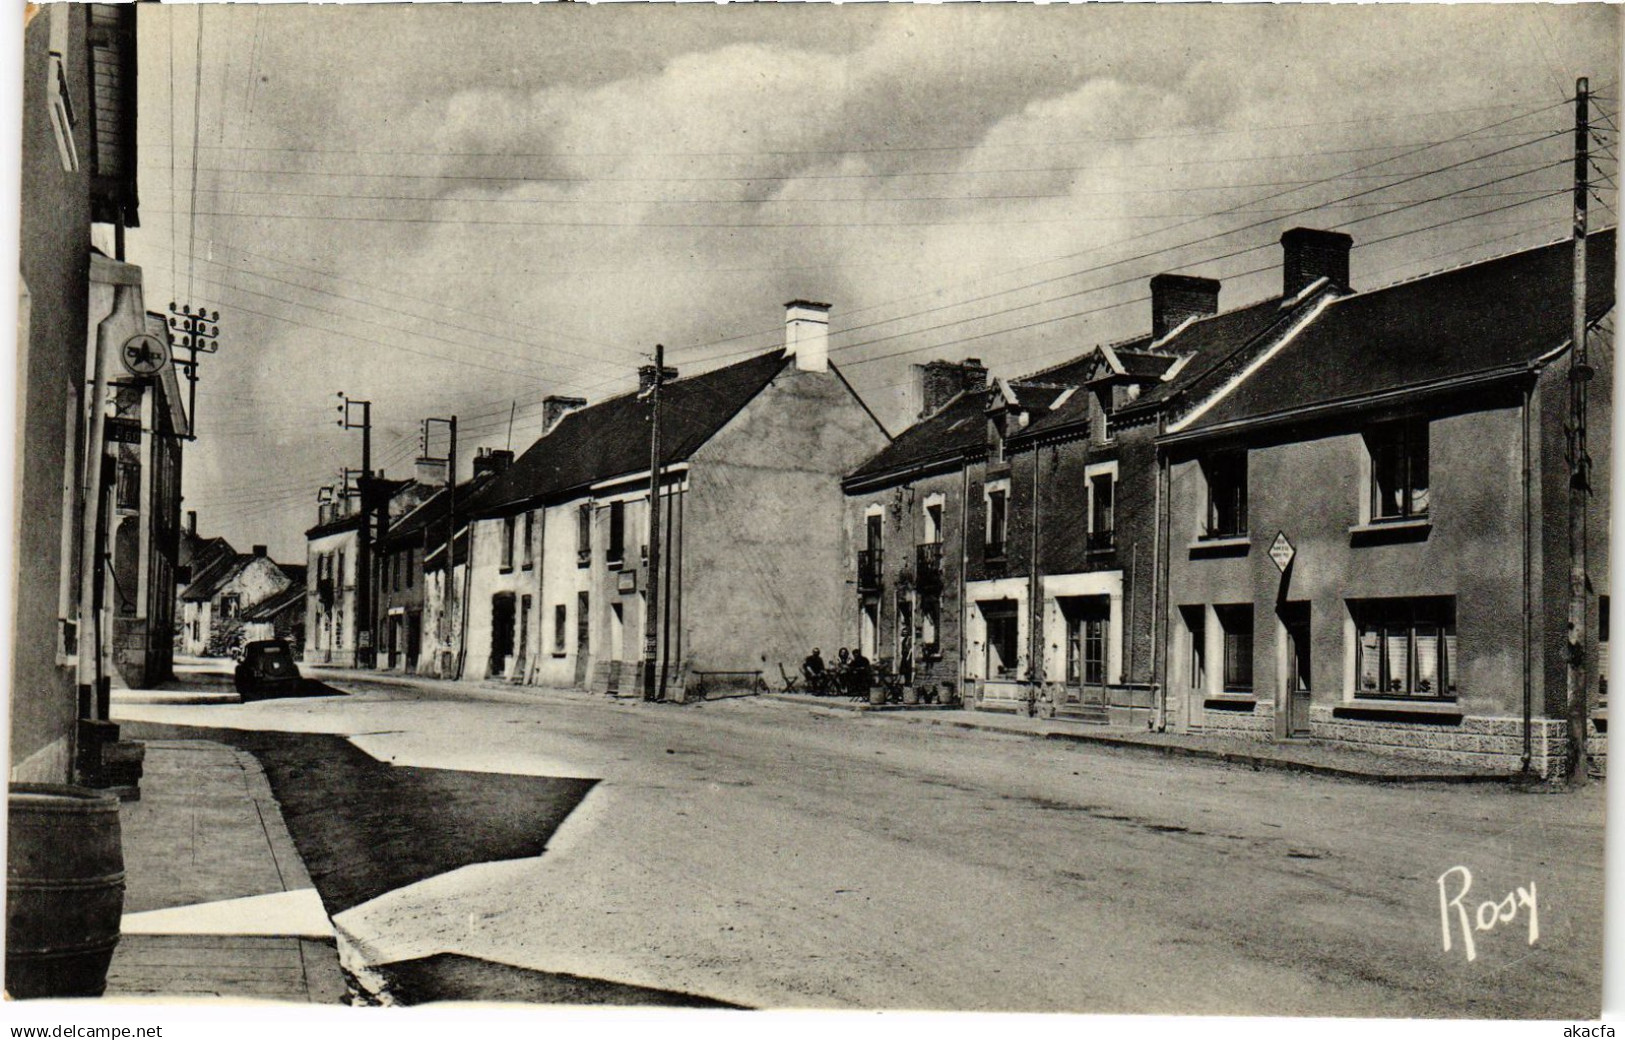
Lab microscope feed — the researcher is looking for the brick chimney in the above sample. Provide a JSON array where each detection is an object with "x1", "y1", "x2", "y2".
[
  {"x1": 784, "y1": 300, "x2": 831, "y2": 373},
  {"x1": 1149, "y1": 274, "x2": 1220, "y2": 341},
  {"x1": 473, "y1": 447, "x2": 514, "y2": 478},
  {"x1": 912, "y1": 358, "x2": 990, "y2": 418},
  {"x1": 542, "y1": 394, "x2": 587, "y2": 433},
  {"x1": 1281, "y1": 227, "x2": 1353, "y2": 297},
  {"x1": 252, "y1": 544, "x2": 267, "y2": 558}
]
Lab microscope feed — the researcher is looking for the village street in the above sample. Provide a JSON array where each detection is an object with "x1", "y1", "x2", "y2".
[{"x1": 112, "y1": 668, "x2": 1602, "y2": 1017}]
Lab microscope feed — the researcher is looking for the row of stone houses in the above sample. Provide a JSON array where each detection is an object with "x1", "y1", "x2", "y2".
[
  {"x1": 844, "y1": 227, "x2": 1613, "y2": 775},
  {"x1": 304, "y1": 228, "x2": 1612, "y2": 776}
]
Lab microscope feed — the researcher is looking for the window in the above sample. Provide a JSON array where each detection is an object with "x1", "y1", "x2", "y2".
[
  {"x1": 577, "y1": 591, "x2": 590, "y2": 651},
  {"x1": 1353, "y1": 597, "x2": 1456, "y2": 699},
  {"x1": 406, "y1": 548, "x2": 415, "y2": 589},
  {"x1": 1088, "y1": 470, "x2": 1114, "y2": 550},
  {"x1": 577, "y1": 504, "x2": 592, "y2": 565},
  {"x1": 46, "y1": 5, "x2": 78, "y2": 173},
  {"x1": 1367, "y1": 421, "x2": 1429, "y2": 521},
  {"x1": 608, "y1": 501, "x2": 625, "y2": 564},
  {"x1": 1180, "y1": 606, "x2": 1206, "y2": 690},
  {"x1": 920, "y1": 596, "x2": 940, "y2": 655},
  {"x1": 220, "y1": 594, "x2": 239, "y2": 620},
  {"x1": 337, "y1": 550, "x2": 346, "y2": 588},
  {"x1": 501, "y1": 515, "x2": 516, "y2": 571},
  {"x1": 522, "y1": 511, "x2": 535, "y2": 569},
  {"x1": 924, "y1": 500, "x2": 944, "y2": 545},
  {"x1": 115, "y1": 459, "x2": 141, "y2": 513},
  {"x1": 985, "y1": 482, "x2": 1009, "y2": 559},
  {"x1": 982, "y1": 601, "x2": 1020, "y2": 679},
  {"x1": 1093, "y1": 386, "x2": 1116, "y2": 443},
  {"x1": 1216, "y1": 604, "x2": 1253, "y2": 693},
  {"x1": 554, "y1": 604, "x2": 568, "y2": 655},
  {"x1": 1204, "y1": 452, "x2": 1247, "y2": 538}
]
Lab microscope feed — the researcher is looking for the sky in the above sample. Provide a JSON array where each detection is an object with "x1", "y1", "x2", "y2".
[{"x1": 122, "y1": 3, "x2": 1621, "y2": 562}]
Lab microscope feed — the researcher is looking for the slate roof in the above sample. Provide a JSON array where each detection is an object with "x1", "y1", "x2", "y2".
[
  {"x1": 469, "y1": 350, "x2": 794, "y2": 516},
  {"x1": 241, "y1": 582, "x2": 305, "y2": 622},
  {"x1": 380, "y1": 472, "x2": 499, "y2": 553},
  {"x1": 304, "y1": 511, "x2": 363, "y2": 540},
  {"x1": 179, "y1": 532, "x2": 234, "y2": 572},
  {"x1": 1015, "y1": 291, "x2": 1316, "y2": 444},
  {"x1": 1178, "y1": 229, "x2": 1616, "y2": 433},
  {"x1": 180, "y1": 553, "x2": 252, "y2": 602},
  {"x1": 845, "y1": 391, "x2": 988, "y2": 487}
]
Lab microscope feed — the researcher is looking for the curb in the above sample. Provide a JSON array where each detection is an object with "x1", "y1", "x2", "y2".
[
  {"x1": 761, "y1": 693, "x2": 959, "y2": 713},
  {"x1": 844, "y1": 708, "x2": 1513, "y2": 785}
]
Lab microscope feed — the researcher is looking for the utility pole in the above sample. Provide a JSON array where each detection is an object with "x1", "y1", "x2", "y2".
[
  {"x1": 423, "y1": 415, "x2": 457, "y2": 673},
  {"x1": 338, "y1": 393, "x2": 374, "y2": 669},
  {"x1": 166, "y1": 303, "x2": 219, "y2": 442},
  {"x1": 1566, "y1": 77, "x2": 1594, "y2": 786},
  {"x1": 641, "y1": 346, "x2": 676, "y2": 702}
]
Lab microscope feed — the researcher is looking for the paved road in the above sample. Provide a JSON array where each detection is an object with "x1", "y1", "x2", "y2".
[{"x1": 115, "y1": 669, "x2": 1603, "y2": 1016}]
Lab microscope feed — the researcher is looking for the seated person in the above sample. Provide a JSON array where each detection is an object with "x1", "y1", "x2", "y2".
[
  {"x1": 847, "y1": 649, "x2": 873, "y2": 691},
  {"x1": 802, "y1": 648, "x2": 827, "y2": 687}
]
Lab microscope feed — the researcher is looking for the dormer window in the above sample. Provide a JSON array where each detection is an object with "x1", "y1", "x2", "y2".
[{"x1": 1092, "y1": 386, "x2": 1116, "y2": 444}]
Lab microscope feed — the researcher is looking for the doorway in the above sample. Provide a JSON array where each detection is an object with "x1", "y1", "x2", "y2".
[
  {"x1": 490, "y1": 593, "x2": 516, "y2": 677},
  {"x1": 572, "y1": 591, "x2": 590, "y2": 687},
  {"x1": 1280, "y1": 601, "x2": 1312, "y2": 737},
  {"x1": 1060, "y1": 595, "x2": 1110, "y2": 707}
]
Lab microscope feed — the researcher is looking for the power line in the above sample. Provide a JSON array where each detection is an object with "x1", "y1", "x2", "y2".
[
  {"x1": 147, "y1": 128, "x2": 1565, "y2": 186},
  {"x1": 136, "y1": 98, "x2": 1551, "y2": 160}
]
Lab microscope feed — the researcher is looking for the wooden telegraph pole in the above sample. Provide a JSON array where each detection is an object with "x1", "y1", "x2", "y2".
[
  {"x1": 643, "y1": 345, "x2": 667, "y2": 702},
  {"x1": 1566, "y1": 77, "x2": 1593, "y2": 785}
]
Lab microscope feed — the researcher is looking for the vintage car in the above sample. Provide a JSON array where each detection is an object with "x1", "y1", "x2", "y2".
[{"x1": 233, "y1": 639, "x2": 302, "y2": 698}]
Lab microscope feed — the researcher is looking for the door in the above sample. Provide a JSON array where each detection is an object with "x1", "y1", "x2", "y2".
[
  {"x1": 1061, "y1": 596, "x2": 1111, "y2": 707},
  {"x1": 896, "y1": 597, "x2": 913, "y2": 682},
  {"x1": 1282, "y1": 602, "x2": 1312, "y2": 737},
  {"x1": 490, "y1": 593, "x2": 516, "y2": 677},
  {"x1": 572, "y1": 591, "x2": 590, "y2": 687}
]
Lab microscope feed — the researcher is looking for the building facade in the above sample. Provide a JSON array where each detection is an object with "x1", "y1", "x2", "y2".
[
  {"x1": 13, "y1": 2, "x2": 144, "y2": 783},
  {"x1": 461, "y1": 303, "x2": 890, "y2": 698},
  {"x1": 1157, "y1": 230, "x2": 1613, "y2": 775}
]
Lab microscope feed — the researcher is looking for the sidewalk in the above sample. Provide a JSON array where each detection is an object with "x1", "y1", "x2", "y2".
[
  {"x1": 106, "y1": 739, "x2": 348, "y2": 1003},
  {"x1": 771, "y1": 696, "x2": 1512, "y2": 783}
]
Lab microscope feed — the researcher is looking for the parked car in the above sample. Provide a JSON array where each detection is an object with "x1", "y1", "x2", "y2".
[{"x1": 234, "y1": 639, "x2": 302, "y2": 698}]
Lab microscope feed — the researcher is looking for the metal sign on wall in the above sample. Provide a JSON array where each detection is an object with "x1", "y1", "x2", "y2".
[
  {"x1": 119, "y1": 333, "x2": 170, "y2": 378},
  {"x1": 1269, "y1": 531, "x2": 1296, "y2": 574}
]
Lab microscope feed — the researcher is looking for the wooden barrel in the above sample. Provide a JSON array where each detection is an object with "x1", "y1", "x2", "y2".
[{"x1": 6, "y1": 783, "x2": 125, "y2": 998}]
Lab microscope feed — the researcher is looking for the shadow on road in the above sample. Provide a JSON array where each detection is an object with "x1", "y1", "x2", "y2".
[
  {"x1": 373, "y1": 953, "x2": 747, "y2": 1008},
  {"x1": 119, "y1": 722, "x2": 596, "y2": 913}
]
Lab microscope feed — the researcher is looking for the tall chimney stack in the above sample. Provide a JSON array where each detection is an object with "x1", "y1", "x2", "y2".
[
  {"x1": 911, "y1": 358, "x2": 990, "y2": 418},
  {"x1": 1149, "y1": 274, "x2": 1220, "y2": 341},
  {"x1": 1281, "y1": 227, "x2": 1353, "y2": 297},
  {"x1": 784, "y1": 300, "x2": 831, "y2": 374}
]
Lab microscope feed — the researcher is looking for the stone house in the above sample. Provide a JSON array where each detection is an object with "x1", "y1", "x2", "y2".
[{"x1": 178, "y1": 547, "x2": 296, "y2": 657}]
